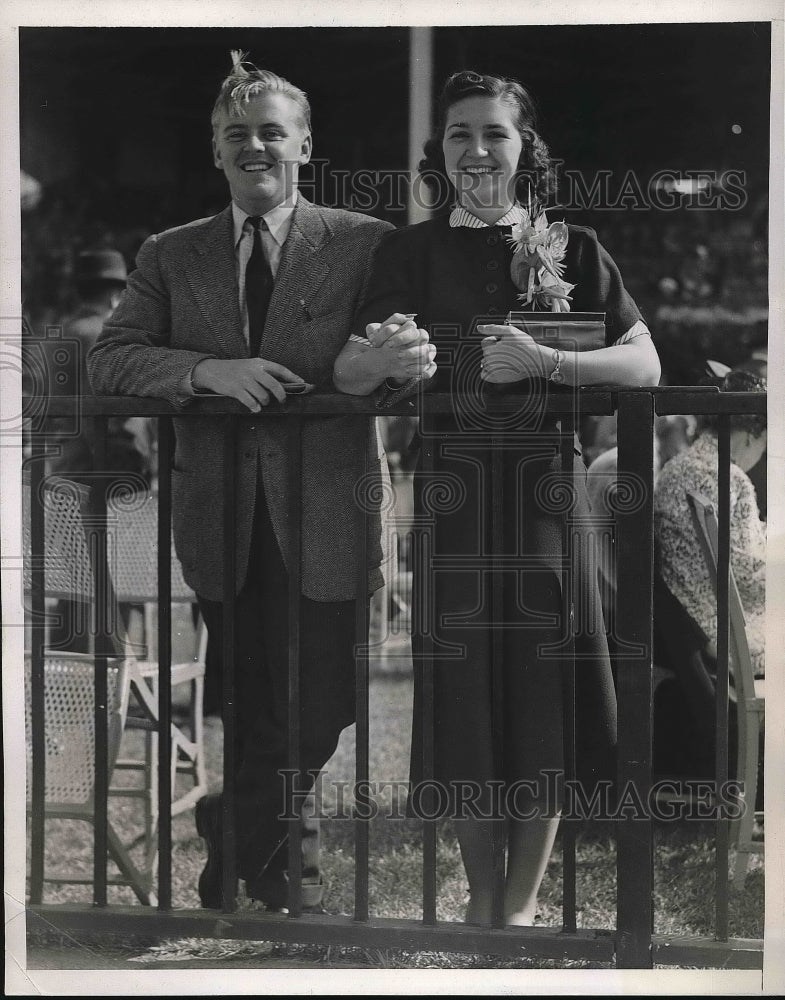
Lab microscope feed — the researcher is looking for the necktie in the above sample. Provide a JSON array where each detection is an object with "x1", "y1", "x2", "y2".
[{"x1": 245, "y1": 216, "x2": 274, "y2": 358}]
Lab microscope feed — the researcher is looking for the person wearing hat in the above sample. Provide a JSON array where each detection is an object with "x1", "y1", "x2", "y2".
[
  {"x1": 48, "y1": 246, "x2": 154, "y2": 483},
  {"x1": 69, "y1": 249, "x2": 128, "y2": 373}
]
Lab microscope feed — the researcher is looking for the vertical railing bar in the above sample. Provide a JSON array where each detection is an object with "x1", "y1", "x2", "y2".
[
  {"x1": 286, "y1": 416, "x2": 303, "y2": 917},
  {"x1": 353, "y1": 430, "x2": 370, "y2": 922},
  {"x1": 614, "y1": 392, "x2": 654, "y2": 969},
  {"x1": 156, "y1": 417, "x2": 173, "y2": 910},
  {"x1": 490, "y1": 435, "x2": 505, "y2": 930},
  {"x1": 715, "y1": 416, "x2": 731, "y2": 939},
  {"x1": 420, "y1": 423, "x2": 437, "y2": 925},
  {"x1": 91, "y1": 415, "x2": 109, "y2": 906},
  {"x1": 221, "y1": 415, "x2": 237, "y2": 912},
  {"x1": 560, "y1": 410, "x2": 577, "y2": 934},
  {"x1": 29, "y1": 443, "x2": 46, "y2": 905}
]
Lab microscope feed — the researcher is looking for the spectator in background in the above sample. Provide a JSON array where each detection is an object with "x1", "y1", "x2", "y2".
[
  {"x1": 67, "y1": 249, "x2": 128, "y2": 378},
  {"x1": 735, "y1": 351, "x2": 767, "y2": 520},
  {"x1": 654, "y1": 369, "x2": 766, "y2": 675},
  {"x1": 44, "y1": 249, "x2": 154, "y2": 655},
  {"x1": 585, "y1": 412, "x2": 695, "y2": 608},
  {"x1": 654, "y1": 366, "x2": 766, "y2": 728},
  {"x1": 651, "y1": 367, "x2": 766, "y2": 778},
  {"x1": 48, "y1": 248, "x2": 155, "y2": 485},
  {"x1": 588, "y1": 363, "x2": 765, "y2": 778}
]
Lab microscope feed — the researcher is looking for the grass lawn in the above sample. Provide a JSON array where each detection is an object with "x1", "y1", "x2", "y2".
[{"x1": 26, "y1": 657, "x2": 764, "y2": 971}]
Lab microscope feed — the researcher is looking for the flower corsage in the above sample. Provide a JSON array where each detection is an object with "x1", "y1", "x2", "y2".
[{"x1": 507, "y1": 201, "x2": 575, "y2": 312}]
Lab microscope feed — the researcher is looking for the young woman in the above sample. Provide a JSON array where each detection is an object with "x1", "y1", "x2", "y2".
[{"x1": 335, "y1": 70, "x2": 660, "y2": 925}]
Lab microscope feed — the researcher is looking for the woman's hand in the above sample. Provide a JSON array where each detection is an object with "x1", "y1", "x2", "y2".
[
  {"x1": 479, "y1": 324, "x2": 546, "y2": 383},
  {"x1": 332, "y1": 312, "x2": 436, "y2": 395},
  {"x1": 479, "y1": 322, "x2": 662, "y2": 388},
  {"x1": 367, "y1": 313, "x2": 437, "y2": 381}
]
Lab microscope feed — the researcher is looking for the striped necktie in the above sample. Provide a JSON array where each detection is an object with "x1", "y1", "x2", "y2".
[{"x1": 246, "y1": 216, "x2": 274, "y2": 357}]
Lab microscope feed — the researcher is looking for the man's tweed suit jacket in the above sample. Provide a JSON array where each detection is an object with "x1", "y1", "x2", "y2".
[{"x1": 88, "y1": 198, "x2": 394, "y2": 602}]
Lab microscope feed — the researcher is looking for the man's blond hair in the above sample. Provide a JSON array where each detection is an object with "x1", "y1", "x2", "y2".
[{"x1": 211, "y1": 50, "x2": 311, "y2": 133}]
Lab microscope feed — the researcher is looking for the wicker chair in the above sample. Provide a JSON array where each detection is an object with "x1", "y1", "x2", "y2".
[
  {"x1": 686, "y1": 489, "x2": 765, "y2": 889},
  {"x1": 23, "y1": 475, "x2": 207, "y2": 901},
  {"x1": 24, "y1": 651, "x2": 158, "y2": 904}
]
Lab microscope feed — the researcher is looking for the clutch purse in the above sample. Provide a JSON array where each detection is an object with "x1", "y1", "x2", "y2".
[{"x1": 505, "y1": 312, "x2": 606, "y2": 351}]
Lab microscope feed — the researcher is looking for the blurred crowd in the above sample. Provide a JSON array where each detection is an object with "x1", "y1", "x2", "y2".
[{"x1": 586, "y1": 189, "x2": 768, "y2": 385}]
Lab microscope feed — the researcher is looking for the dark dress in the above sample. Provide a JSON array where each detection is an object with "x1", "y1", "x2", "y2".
[{"x1": 355, "y1": 214, "x2": 644, "y2": 813}]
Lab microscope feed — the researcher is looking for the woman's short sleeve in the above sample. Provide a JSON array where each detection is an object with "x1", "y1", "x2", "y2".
[
  {"x1": 352, "y1": 226, "x2": 425, "y2": 337},
  {"x1": 351, "y1": 225, "x2": 430, "y2": 408}
]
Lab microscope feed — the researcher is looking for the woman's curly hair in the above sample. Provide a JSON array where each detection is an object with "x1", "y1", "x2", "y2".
[
  {"x1": 418, "y1": 70, "x2": 558, "y2": 210},
  {"x1": 701, "y1": 368, "x2": 767, "y2": 438}
]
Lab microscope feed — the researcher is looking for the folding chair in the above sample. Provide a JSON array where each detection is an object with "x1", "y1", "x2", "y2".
[
  {"x1": 107, "y1": 491, "x2": 208, "y2": 861},
  {"x1": 686, "y1": 489, "x2": 765, "y2": 888}
]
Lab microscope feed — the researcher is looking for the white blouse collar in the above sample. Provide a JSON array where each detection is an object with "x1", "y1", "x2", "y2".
[{"x1": 449, "y1": 203, "x2": 526, "y2": 229}]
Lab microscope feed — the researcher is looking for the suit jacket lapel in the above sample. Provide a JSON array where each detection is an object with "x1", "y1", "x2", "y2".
[
  {"x1": 186, "y1": 205, "x2": 246, "y2": 357},
  {"x1": 260, "y1": 198, "x2": 333, "y2": 356}
]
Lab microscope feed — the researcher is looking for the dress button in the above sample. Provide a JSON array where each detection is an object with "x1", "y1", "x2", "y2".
[
  {"x1": 485, "y1": 282, "x2": 499, "y2": 294},
  {"x1": 486, "y1": 260, "x2": 500, "y2": 271},
  {"x1": 244, "y1": 450, "x2": 254, "y2": 459},
  {"x1": 486, "y1": 235, "x2": 499, "y2": 246}
]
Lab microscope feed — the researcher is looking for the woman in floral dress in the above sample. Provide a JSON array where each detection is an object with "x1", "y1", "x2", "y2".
[
  {"x1": 334, "y1": 71, "x2": 661, "y2": 925},
  {"x1": 654, "y1": 367, "x2": 767, "y2": 678}
]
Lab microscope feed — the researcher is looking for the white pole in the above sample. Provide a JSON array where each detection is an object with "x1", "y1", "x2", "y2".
[{"x1": 408, "y1": 26, "x2": 433, "y2": 226}]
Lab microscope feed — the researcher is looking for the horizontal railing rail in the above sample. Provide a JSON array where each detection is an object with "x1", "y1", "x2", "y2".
[
  {"x1": 25, "y1": 383, "x2": 766, "y2": 420},
  {"x1": 21, "y1": 386, "x2": 765, "y2": 970}
]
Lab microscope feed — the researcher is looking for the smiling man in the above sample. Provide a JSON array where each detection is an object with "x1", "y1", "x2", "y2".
[{"x1": 87, "y1": 53, "x2": 409, "y2": 912}]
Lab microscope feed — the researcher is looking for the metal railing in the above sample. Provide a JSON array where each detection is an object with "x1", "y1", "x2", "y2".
[{"x1": 21, "y1": 386, "x2": 765, "y2": 969}]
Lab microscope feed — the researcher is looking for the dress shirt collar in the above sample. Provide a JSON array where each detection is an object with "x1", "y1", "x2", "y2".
[
  {"x1": 449, "y1": 203, "x2": 526, "y2": 229},
  {"x1": 231, "y1": 193, "x2": 298, "y2": 249}
]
